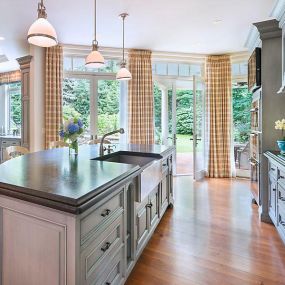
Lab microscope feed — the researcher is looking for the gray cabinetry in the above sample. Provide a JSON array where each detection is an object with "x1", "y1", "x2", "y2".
[
  {"x1": 135, "y1": 197, "x2": 149, "y2": 253},
  {"x1": 265, "y1": 151, "x2": 285, "y2": 244}
]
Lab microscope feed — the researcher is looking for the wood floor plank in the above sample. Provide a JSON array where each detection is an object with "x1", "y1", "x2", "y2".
[{"x1": 126, "y1": 178, "x2": 285, "y2": 285}]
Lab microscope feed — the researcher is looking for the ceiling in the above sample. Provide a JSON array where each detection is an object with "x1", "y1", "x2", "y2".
[{"x1": 0, "y1": 0, "x2": 276, "y2": 71}]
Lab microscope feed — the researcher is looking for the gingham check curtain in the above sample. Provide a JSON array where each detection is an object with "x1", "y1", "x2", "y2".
[
  {"x1": 205, "y1": 55, "x2": 233, "y2": 178},
  {"x1": 45, "y1": 45, "x2": 63, "y2": 149},
  {"x1": 0, "y1": 70, "x2": 21, "y2": 85},
  {"x1": 128, "y1": 49, "x2": 155, "y2": 144}
]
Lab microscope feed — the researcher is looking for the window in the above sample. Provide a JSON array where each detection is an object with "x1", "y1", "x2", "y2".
[
  {"x1": 153, "y1": 62, "x2": 202, "y2": 77},
  {"x1": 0, "y1": 82, "x2": 21, "y2": 136},
  {"x1": 63, "y1": 56, "x2": 126, "y2": 143},
  {"x1": 63, "y1": 56, "x2": 119, "y2": 73}
]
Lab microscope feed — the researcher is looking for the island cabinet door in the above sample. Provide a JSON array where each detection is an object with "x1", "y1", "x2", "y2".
[
  {"x1": 269, "y1": 175, "x2": 277, "y2": 224},
  {"x1": 135, "y1": 198, "x2": 149, "y2": 254},
  {"x1": 1, "y1": 207, "x2": 68, "y2": 285},
  {"x1": 149, "y1": 186, "x2": 159, "y2": 230},
  {"x1": 160, "y1": 167, "x2": 169, "y2": 216}
]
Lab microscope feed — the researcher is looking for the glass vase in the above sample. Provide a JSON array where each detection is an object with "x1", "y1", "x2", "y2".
[{"x1": 69, "y1": 140, "x2": 79, "y2": 156}]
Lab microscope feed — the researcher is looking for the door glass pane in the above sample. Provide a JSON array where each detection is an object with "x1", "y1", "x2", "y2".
[
  {"x1": 62, "y1": 78, "x2": 91, "y2": 143},
  {"x1": 97, "y1": 80, "x2": 120, "y2": 143},
  {"x1": 233, "y1": 85, "x2": 252, "y2": 178},
  {"x1": 153, "y1": 83, "x2": 162, "y2": 144},
  {"x1": 175, "y1": 86, "x2": 193, "y2": 175}
]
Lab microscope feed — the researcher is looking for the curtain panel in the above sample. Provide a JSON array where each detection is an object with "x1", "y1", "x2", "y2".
[
  {"x1": 0, "y1": 70, "x2": 21, "y2": 85},
  {"x1": 205, "y1": 55, "x2": 233, "y2": 178},
  {"x1": 128, "y1": 49, "x2": 155, "y2": 144},
  {"x1": 45, "y1": 45, "x2": 63, "y2": 149}
]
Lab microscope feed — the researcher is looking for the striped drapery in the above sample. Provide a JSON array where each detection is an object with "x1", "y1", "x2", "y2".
[
  {"x1": 128, "y1": 49, "x2": 154, "y2": 144},
  {"x1": 205, "y1": 55, "x2": 233, "y2": 178},
  {"x1": 45, "y1": 45, "x2": 63, "y2": 149},
  {"x1": 0, "y1": 70, "x2": 21, "y2": 85}
]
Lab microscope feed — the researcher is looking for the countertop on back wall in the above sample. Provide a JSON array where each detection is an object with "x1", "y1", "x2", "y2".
[
  {"x1": 0, "y1": 144, "x2": 174, "y2": 214},
  {"x1": 0, "y1": 135, "x2": 21, "y2": 139}
]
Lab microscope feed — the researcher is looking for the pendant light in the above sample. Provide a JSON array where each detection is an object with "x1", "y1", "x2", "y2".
[
  {"x1": 116, "y1": 13, "x2": 132, "y2": 81},
  {"x1": 85, "y1": 0, "x2": 105, "y2": 68},
  {"x1": 27, "y1": 0, "x2": 58, "y2": 47}
]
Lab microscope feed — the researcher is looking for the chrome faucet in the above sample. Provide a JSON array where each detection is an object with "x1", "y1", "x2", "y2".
[{"x1": 99, "y1": 128, "x2": 125, "y2": 156}]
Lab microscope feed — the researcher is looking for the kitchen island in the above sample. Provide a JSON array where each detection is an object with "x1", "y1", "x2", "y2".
[{"x1": 0, "y1": 144, "x2": 174, "y2": 285}]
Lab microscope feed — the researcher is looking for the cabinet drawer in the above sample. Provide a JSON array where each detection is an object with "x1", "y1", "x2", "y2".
[
  {"x1": 278, "y1": 204, "x2": 285, "y2": 236},
  {"x1": 269, "y1": 161, "x2": 278, "y2": 180},
  {"x1": 278, "y1": 183, "x2": 285, "y2": 208},
  {"x1": 1, "y1": 140, "x2": 20, "y2": 147},
  {"x1": 81, "y1": 190, "x2": 124, "y2": 244},
  {"x1": 99, "y1": 247, "x2": 124, "y2": 285},
  {"x1": 81, "y1": 214, "x2": 124, "y2": 285},
  {"x1": 278, "y1": 168, "x2": 285, "y2": 187}
]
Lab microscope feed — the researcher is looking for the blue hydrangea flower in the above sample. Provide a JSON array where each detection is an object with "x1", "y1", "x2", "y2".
[
  {"x1": 68, "y1": 123, "x2": 79, "y2": 134},
  {"x1": 77, "y1": 119, "x2": 83, "y2": 128},
  {"x1": 59, "y1": 130, "x2": 65, "y2": 138}
]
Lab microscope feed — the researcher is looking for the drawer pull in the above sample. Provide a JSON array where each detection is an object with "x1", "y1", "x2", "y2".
[
  {"x1": 101, "y1": 242, "x2": 111, "y2": 252},
  {"x1": 271, "y1": 168, "x2": 276, "y2": 171},
  {"x1": 146, "y1": 203, "x2": 153, "y2": 208},
  {"x1": 101, "y1": 209, "x2": 111, "y2": 217},
  {"x1": 280, "y1": 221, "x2": 285, "y2": 227},
  {"x1": 162, "y1": 163, "x2": 167, "y2": 166},
  {"x1": 280, "y1": 175, "x2": 285, "y2": 179},
  {"x1": 273, "y1": 188, "x2": 276, "y2": 192},
  {"x1": 280, "y1": 197, "x2": 285, "y2": 202},
  {"x1": 106, "y1": 283, "x2": 111, "y2": 285}
]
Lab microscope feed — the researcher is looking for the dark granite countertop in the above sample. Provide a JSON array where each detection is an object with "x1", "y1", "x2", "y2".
[{"x1": 0, "y1": 144, "x2": 174, "y2": 214}]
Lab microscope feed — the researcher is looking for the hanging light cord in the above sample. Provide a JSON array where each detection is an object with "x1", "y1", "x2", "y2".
[
  {"x1": 94, "y1": 0, "x2": 97, "y2": 45},
  {"x1": 122, "y1": 15, "x2": 125, "y2": 63},
  {"x1": 38, "y1": 0, "x2": 46, "y2": 18}
]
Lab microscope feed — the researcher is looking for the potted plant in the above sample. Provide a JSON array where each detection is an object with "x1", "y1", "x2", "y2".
[
  {"x1": 59, "y1": 117, "x2": 84, "y2": 155},
  {"x1": 275, "y1": 119, "x2": 285, "y2": 155}
]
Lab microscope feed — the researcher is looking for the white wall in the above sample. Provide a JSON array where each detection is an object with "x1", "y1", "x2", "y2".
[{"x1": 29, "y1": 46, "x2": 45, "y2": 152}]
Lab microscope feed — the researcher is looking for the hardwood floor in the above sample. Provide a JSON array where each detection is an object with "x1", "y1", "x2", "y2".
[{"x1": 126, "y1": 177, "x2": 285, "y2": 285}]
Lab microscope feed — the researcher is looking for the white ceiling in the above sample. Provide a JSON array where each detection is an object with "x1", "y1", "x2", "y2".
[{"x1": 0, "y1": 0, "x2": 276, "y2": 71}]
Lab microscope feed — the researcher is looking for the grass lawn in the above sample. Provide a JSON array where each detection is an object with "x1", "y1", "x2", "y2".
[{"x1": 176, "y1": 134, "x2": 193, "y2": 153}]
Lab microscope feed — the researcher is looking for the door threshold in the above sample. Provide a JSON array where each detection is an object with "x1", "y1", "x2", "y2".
[{"x1": 174, "y1": 174, "x2": 193, "y2": 177}]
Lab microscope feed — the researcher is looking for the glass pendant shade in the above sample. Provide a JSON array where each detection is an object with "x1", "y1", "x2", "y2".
[
  {"x1": 116, "y1": 66, "x2": 132, "y2": 80},
  {"x1": 28, "y1": 17, "x2": 58, "y2": 47},
  {"x1": 85, "y1": 43, "x2": 105, "y2": 68}
]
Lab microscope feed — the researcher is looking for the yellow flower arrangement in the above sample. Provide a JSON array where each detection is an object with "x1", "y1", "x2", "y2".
[{"x1": 275, "y1": 119, "x2": 285, "y2": 141}]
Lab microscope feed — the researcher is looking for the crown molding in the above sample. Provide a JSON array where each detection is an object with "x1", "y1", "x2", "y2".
[
  {"x1": 254, "y1": 19, "x2": 282, "y2": 40},
  {"x1": 271, "y1": 0, "x2": 285, "y2": 28}
]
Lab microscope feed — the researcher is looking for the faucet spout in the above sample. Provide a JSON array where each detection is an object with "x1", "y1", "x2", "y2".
[{"x1": 99, "y1": 128, "x2": 125, "y2": 156}]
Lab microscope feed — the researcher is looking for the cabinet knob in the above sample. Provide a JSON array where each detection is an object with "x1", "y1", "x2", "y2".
[
  {"x1": 147, "y1": 203, "x2": 153, "y2": 208},
  {"x1": 101, "y1": 209, "x2": 111, "y2": 217},
  {"x1": 271, "y1": 168, "x2": 276, "y2": 171},
  {"x1": 105, "y1": 283, "x2": 111, "y2": 285},
  {"x1": 101, "y1": 242, "x2": 111, "y2": 252},
  {"x1": 280, "y1": 176, "x2": 285, "y2": 179}
]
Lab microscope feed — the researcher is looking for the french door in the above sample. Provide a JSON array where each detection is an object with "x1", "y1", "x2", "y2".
[{"x1": 168, "y1": 76, "x2": 205, "y2": 179}]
